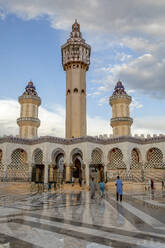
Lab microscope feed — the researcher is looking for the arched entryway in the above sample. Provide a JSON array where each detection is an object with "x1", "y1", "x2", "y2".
[
  {"x1": 73, "y1": 157, "x2": 82, "y2": 178},
  {"x1": 89, "y1": 148, "x2": 104, "y2": 182},
  {"x1": 32, "y1": 148, "x2": 44, "y2": 183},
  {"x1": 71, "y1": 148, "x2": 84, "y2": 183},
  {"x1": 51, "y1": 149, "x2": 65, "y2": 184}
]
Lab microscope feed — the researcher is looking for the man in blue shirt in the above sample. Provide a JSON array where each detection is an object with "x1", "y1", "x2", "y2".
[
  {"x1": 99, "y1": 180, "x2": 105, "y2": 198},
  {"x1": 115, "y1": 176, "x2": 123, "y2": 201}
]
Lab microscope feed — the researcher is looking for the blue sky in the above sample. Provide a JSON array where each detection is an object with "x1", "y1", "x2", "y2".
[{"x1": 0, "y1": 0, "x2": 165, "y2": 137}]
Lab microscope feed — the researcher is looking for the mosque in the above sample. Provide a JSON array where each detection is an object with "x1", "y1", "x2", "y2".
[{"x1": 0, "y1": 20, "x2": 165, "y2": 186}]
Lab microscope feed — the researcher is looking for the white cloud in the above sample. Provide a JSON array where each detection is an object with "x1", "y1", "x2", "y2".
[
  {"x1": 132, "y1": 117, "x2": 165, "y2": 136},
  {"x1": 0, "y1": 98, "x2": 164, "y2": 138},
  {"x1": 0, "y1": 99, "x2": 19, "y2": 136},
  {"x1": 1, "y1": 0, "x2": 165, "y2": 98},
  {"x1": 1, "y1": 0, "x2": 165, "y2": 37},
  {"x1": 130, "y1": 98, "x2": 143, "y2": 111}
]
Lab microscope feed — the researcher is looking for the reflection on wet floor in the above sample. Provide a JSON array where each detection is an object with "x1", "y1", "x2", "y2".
[{"x1": 0, "y1": 190, "x2": 165, "y2": 247}]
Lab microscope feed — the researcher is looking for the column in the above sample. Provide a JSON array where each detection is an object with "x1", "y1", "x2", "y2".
[
  {"x1": 84, "y1": 162, "x2": 89, "y2": 185},
  {"x1": 82, "y1": 164, "x2": 86, "y2": 183},
  {"x1": 65, "y1": 164, "x2": 71, "y2": 183},
  {"x1": 44, "y1": 162, "x2": 49, "y2": 184},
  {"x1": 28, "y1": 162, "x2": 33, "y2": 182},
  {"x1": 2, "y1": 151, "x2": 11, "y2": 182}
]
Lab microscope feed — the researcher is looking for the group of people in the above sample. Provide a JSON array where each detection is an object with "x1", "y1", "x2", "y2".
[{"x1": 90, "y1": 176, "x2": 123, "y2": 201}]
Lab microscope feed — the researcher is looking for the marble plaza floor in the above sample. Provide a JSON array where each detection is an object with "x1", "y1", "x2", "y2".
[{"x1": 0, "y1": 187, "x2": 165, "y2": 247}]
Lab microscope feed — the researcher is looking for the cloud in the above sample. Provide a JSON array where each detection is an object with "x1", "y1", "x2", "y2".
[
  {"x1": 130, "y1": 98, "x2": 143, "y2": 111},
  {"x1": 1, "y1": 0, "x2": 165, "y2": 37},
  {"x1": 1, "y1": 0, "x2": 165, "y2": 98},
  {"x1": 0, "y1": 99, "x2": 19, "y2": 136},
  {"x1": 132, "y1": 117, "x2": 165, "y2": 136},
  {"x1": 0, "y1": 99, "x2": 65, "y2": 137},
  {"x1": 0, "y1": 98, "x2": 164, "y2": 139}
]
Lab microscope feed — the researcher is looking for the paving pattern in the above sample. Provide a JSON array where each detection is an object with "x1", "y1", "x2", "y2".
[{"x1": 0, "y1": 189, "x2": 165, "y2": 248}]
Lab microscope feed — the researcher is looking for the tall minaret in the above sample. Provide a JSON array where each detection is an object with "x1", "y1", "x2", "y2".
[
  {"x1": 17, "y1": 81, "x2": 41, "y2": 139},
  {"x1": 61, "y1": 20, "x2": 91, "y2": 138},
  {"x1": 109, "y1": 80, "x2": 133, "y2": 137}
]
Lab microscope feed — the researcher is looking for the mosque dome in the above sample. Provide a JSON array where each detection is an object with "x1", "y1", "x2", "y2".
[
  {"x1": 23, "y1": 81, "x2": 38, "y2": 96},
  {"x1": 113, "y1": 80, "x2": 127, "y2": 96}
]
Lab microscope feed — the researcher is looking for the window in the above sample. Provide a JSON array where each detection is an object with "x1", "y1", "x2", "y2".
[{"x1": 74, "y1": 88, "x2": 78, "y2": 93}]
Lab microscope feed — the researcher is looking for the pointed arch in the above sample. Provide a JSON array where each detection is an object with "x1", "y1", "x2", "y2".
[
  {"x1": 7, "y1": 149, "x2": 28, "y2": 181},
  {"x1": 91, "y1": 148, "x2": 103, "y2": 165},
  {"x1": 145, "y1": 147, "x2": 164, "y2": 168},
  {"x1": 131, "y1": 148, "x2": 141, "y2": 169}
]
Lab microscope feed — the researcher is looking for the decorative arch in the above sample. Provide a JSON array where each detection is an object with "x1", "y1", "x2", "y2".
[
  {"x1": 31, "y1": 148, "x2": 44, "y2": 183},
  {"x1": 91, "y1": 148, "x2": 103, "y2": 165},
  {"x1": 70, "y1": 148, "x2": 83, "y2": 163},
  {"x1": 108, "y1": 148, "x2": 125, "y2": 169},
  {"x1": 7, "y1": 149, "x2": 28, "y2": 181},
  {"x1": 145, "y1": 147, "x2": 164, "y2": 168},
  {"x1": 50, "y1": 148, "x2": 65, "y2": 182},
  {"x1": 70, "y1": 148, "x2": 83, "y2": 179},
  {"x1": 51, "y1": 148, "x2": 65, "y2": 164},
  {"x1": 90, "y1": 148, "x2": 104, "y2": 182},
  {"x1": 131, "y1": 148, "x2": 141, "y2": 169},
  {"x1": 33, "y1": 148, "x2": 43, "y2": 164},
  {"x1": 73, "y1": 88, "x2": 78, "y2": 93},
  {"x1": 67, "y1": 89, "x2": 70, "y2": 95}
]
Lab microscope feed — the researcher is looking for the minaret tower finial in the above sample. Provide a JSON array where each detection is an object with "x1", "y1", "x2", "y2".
[
  {"x1": 109, "y1": 80, "x2": 133, "y2": 137},
  {"x1": 17, "y1": 81, "x2": 41, "y2": 139},
  {"x1": 61, "y1": 20, "x2": 91, "y2": 138}
]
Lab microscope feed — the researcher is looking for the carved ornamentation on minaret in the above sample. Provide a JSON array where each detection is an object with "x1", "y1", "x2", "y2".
[
  {"x1": 109, "y1": 80, "x2": 133, "y2": 137},
  {"x1": 17, "y1": 81, "x2": 41, "y2": 139},
  {"x1": 61, "y1": 20, "x2": 91, "y2": 138}
]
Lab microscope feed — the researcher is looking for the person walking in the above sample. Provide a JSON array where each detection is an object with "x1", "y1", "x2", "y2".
[
  {"x1": 90, "y1": 177, "x2": 96, "y2": 199},
  {"x1": 151, "y1": 178, "x2": 154, "y2": 191},
  {"x1": 115, "y1": 176, "x2": 123, "y2": 202},
  {"x1": 72, "y1": 176, "x2": 74, "y2": 187},
  {"x1": 162, "y1": 180, "x2": 164, "y2": 191},
  {"x1": 99, "y1": 180, "x2": 105, "y2": 198},
  {"x1": 148, "y1": 178, "x2": 151, "y2": 191},
  {"x1": 79, "y1": 177, "x2": 82, "y2": 187}
]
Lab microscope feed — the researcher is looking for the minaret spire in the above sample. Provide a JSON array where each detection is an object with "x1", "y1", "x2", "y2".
[
  {"x1": 61, "y1": 20, "x2": 91, "y2": 138},
  {"x1": 17, "y1": 81, "x2": 41, "y2": 139},
  {"x1": 109, "y1": 80, "x2": 133, "y2": 137}
]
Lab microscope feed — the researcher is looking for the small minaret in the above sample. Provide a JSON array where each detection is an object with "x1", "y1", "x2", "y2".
[
  {"x1": 61, "y1": 20, "x2": 91, "y2": 138},
  {"x1": 17, "y1": 81, "x2": 41, "y2": 139},
  {"x1": 109, "y1": 80, "x2": 133, "y2": 137}
]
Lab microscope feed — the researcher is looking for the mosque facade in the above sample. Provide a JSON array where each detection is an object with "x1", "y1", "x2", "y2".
[{"x1": 0, "y1": 21, "x2": 165, "y2": 185}]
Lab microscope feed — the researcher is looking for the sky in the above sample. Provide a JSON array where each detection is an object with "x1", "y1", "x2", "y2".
[{"x1": 0, "y1": 0, "x2": 165, "y2": 138}]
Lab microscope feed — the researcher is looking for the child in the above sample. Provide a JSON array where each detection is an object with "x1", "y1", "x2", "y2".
[{"x1": 99, "y1": 180, "x2": 105, "y2": 197}]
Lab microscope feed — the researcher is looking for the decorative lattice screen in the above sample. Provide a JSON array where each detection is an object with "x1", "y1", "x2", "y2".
[
  {"x1": 34, "y1": 149, "x2": 43, "y2": 164},
  {"x1": 91, "y1": 149, "x2": 102, "y2": 165},
  {"x1": 7, "y1": 149, "x2": 29, "y2": 181},
  {"x1": 131, "y1": 149, "x2": 141, "y2": 169},
  {"x1": 107, "y1": 148, "x2": 126, "y2": 169},
  {"x1": 145, "y1": 148, "x2": 164, "y2": 168},
  {"x1": 0, "y1": 150, "x2": 3, "y2": 178}
]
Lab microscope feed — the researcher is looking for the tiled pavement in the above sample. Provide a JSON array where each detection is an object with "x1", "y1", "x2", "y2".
[{"x1": 0, "y1": 189, "x2": 165, "y2": 248}]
